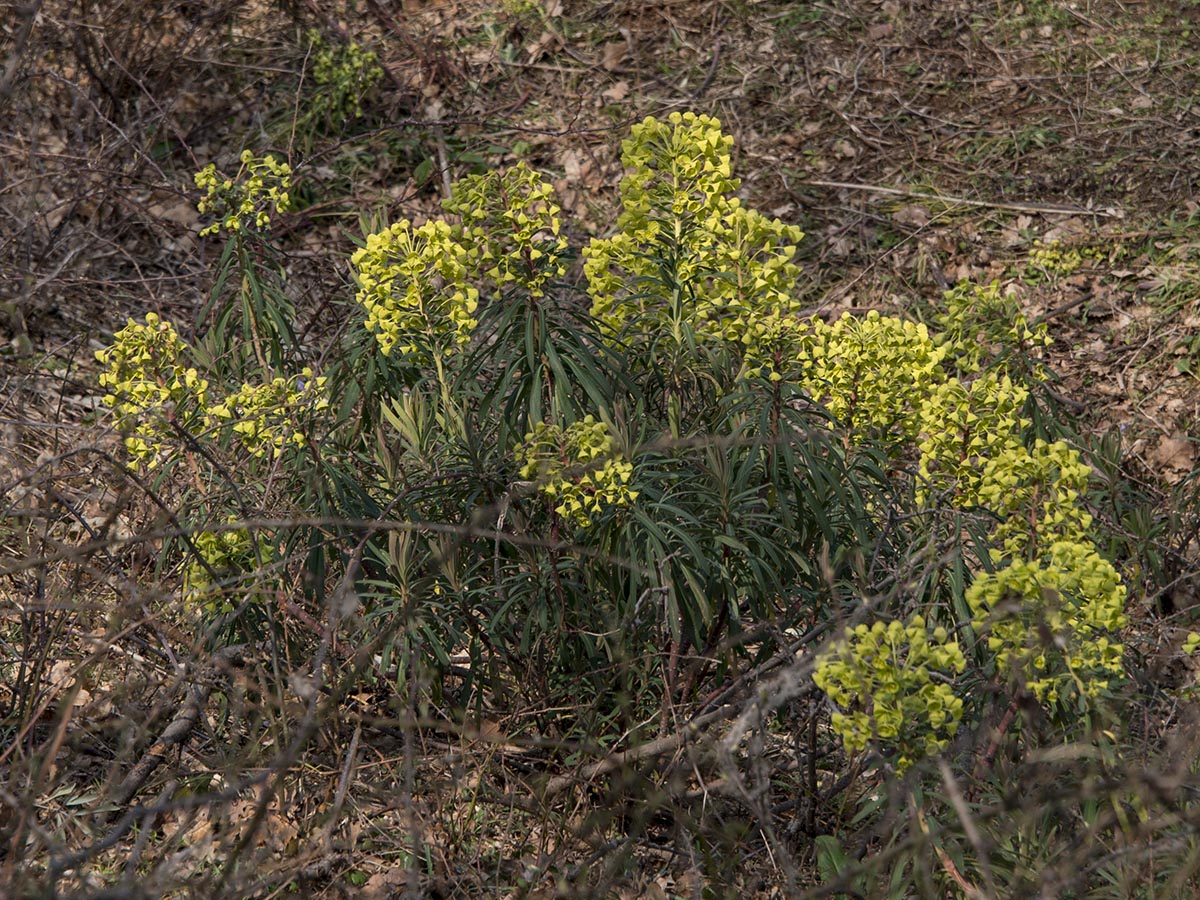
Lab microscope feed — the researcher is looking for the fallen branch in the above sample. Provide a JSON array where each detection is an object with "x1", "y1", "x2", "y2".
[
  {"x1": 106, "y1": 645, "x2": 245, "y2": 816},
  {"x1": 800, "y1": 179, "x2": 1124, "y2": 218},
  {"x1": 486, "y1": 701, "x2": 743, "y2": 808}
]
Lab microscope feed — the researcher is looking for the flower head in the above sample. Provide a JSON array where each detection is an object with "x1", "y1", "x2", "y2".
[
  {"x1": 195, "y1": 152, "x2": 293, "y2": 237},
  {"x1": 517, "y1": 415, "x2": 638, "y2": 528}
]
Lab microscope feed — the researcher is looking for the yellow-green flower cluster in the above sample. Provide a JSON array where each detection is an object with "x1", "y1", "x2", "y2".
[
  {"x1": 761, "y1": 277, "x2": 1130, "y2": 751},
  {"x1": 937, "y1": 280, "x2": 1052, "y2": 375},
  {"x1": 975, "y1": 439, "x2": 1094, "y2": 559},
  {"x1": 813, "y1": 615, "x2": 966, "y2": 772},
  {"x1": 738, "y1": 312, "x2": 813, "y2": 383},
  {"x1": 183, "y1": 518, "x2": 275, "y2": 614},
  {"x1": 966, "y1": 540, "x2": 1127, "y2": 703},
  {"x1": 501, "y1": 0, "x2": 541, "y2": 16},
  {"x1": 694, "y1": 203, "x2": 806, "y2": 343},
  {"x1": 207, "y1": 368, "x2": 329, "y2": 459},
  {"x1": 916, "y1": 372, "x2": 1030, "y2": 505},
  {"x1": 308, "y1": 29, "x2": 383, "y2": 121},
  {"x1": 583, "y1": 112, "x2": 804, "y2": 349},
  {"x1": 195, "y1": 150, "x2": 293, "y2": 237},
  {"x1": 617, "y1": 111, "x2": 736, "y2": 230},
  {"x1": 801, "y1": 311, "x2": 946, "y2": 442},
  {"x1": 96, "y1": 313, "x2": 210, "y2": 469},
  {"x1": 97, "y1": 314, "x2": 330, "y2": 469},
  {"x1": 1028, "y1": 239, "x2": 1083, "y2": 277},
  {"x1": 351, "y1": 219, "x2": 479, "y2": 360},
  {"x1": 442, "y1": 162, "x2": 567, "y2": 298},
  {"x1": 517, "y1": 415, "x2": 638, "y2": 528},
  {"x1": 911, "y1": 334, "x2": 1127, "y2": 705}
]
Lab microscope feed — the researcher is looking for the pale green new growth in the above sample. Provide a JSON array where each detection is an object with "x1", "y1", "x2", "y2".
[
  {"x1": 583, "y1": 111, "x2": 804, "y2": 352},
  {"x1": 307, "y1": 29, "x2": 383, "y2": 121},
  {"x1": 183, "y1": 518, "x2": 275, "y2": 614},
  {"x1": 195, "y1": 150, "x2": 292, "y2": 237},
  {"x1": 1029, "y1": 239, "x2": 1083, "y2": 276},
  {"x1": 96, "y1": 313, "x2": 210, "y2": 469},
  {"x1": 207, "y1": 368, "x2": 329, "y2": 460},
  {"x1": 966, "y1": 540, "x2": 1128, "y2": 703},
  {"x1": 351, "y1": 219, "x2": 479, "y2": 360},
  {"x1": 517, "y1": 416, "x2": 638, "y2": 528},
  {"x1": 813, "y1": 615, "x2": 966, "y2": 773}
]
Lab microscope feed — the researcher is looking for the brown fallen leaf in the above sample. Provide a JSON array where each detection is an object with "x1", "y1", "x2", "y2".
[
  {"x1": 561, "y1": 148, "x2": 584, "y2": 181},
  {"x1": 601, "y1": 40, "x2": 626, "y2": 71},
  {"x1": 148, "y1": 196, "x2": 200, "y2": 229},
  {"x1": 1150, "y1": 433, "x2": 1196, "y2": 484},
  {"x1": 893, "y1": 204, "x2": 930, "y2": 228},
  {"x1": 602, "y1": 80, "x2": 629, "y2": 103},
  {"x1": 365, "y1": 865, "x2": 414, "y2": 899}
]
